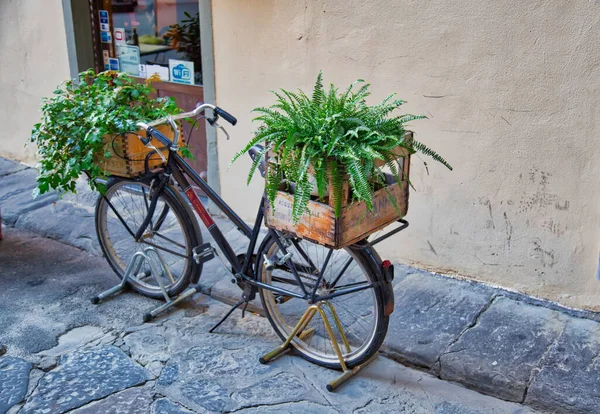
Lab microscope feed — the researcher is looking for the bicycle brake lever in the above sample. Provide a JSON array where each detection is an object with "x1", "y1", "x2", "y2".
[
  {"x1": 146, "y1": 143, "x2": 167, "y2": 163},
  {"x1": 214, "y1": 122, "x2": 231, "y2": 140}
]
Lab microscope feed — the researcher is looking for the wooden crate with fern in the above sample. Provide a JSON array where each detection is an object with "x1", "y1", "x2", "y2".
[
  {"x1": 264, "y1": 132, "x2": 412, "y2": 249},
  {"x1": 94, "y1": 124, "x2": 184, "y2": 178}
]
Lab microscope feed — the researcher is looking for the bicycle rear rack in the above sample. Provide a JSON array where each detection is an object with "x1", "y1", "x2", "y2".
[
  {"x1": 91, "y1": 246, "x2": 202, "y2": 322},
  {"x1": 259, "y1": 301, "x2": 378, "y2": 391}
]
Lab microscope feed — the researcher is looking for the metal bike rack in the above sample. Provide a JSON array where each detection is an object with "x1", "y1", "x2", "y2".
[
  {"x1": 259, "y1": 301, "x2": 379, "y2": 392},
  {"x1": 91, "y1": 246, "x2": 201, "y2": 322}
]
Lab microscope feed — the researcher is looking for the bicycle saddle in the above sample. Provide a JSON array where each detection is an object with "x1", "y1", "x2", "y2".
[{"x1": 248, "y1": 145, "x2": 266, "y2": 178}]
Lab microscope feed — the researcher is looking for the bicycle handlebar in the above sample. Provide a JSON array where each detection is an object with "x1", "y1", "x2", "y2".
[{"x1": 136, "y1": 103, "x2": 236, "y2": 149}]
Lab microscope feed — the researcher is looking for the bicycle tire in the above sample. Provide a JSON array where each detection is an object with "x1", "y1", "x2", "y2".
[
  {"x1": 95, "y1": 178, "x2": 202, "y2": 298},
  {"x1": 257, "y1": 234, "x2": 389, "y2": 370}
]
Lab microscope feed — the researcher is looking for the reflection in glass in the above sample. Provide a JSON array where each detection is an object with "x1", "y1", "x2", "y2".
[{"x1": 111, "y1": 0, "x2": 202, "y2": 85}]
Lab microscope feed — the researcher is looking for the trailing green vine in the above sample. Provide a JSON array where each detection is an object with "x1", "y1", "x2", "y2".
[
  {"x1": 30, "y1": 69, "x2": 181, "y2": 196},
  {"x1": 233, "y1": 71, "x2": 452, "y2": 222}
]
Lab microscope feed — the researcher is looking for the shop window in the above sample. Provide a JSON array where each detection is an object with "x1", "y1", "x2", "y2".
[{"x1": 95, "y1": 0, "x2": 202, "y2": 85}]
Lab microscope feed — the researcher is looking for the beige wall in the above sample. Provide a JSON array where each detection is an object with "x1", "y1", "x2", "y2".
[
  {"x1": 0, "y1": 0, "x2": 71, "y2": 164},
  {"x1": 212, "y1": 0, "x2": 600, "y2": 311}
]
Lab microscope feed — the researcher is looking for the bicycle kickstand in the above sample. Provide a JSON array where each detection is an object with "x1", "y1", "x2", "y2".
[
  {"x1": 209, "y1": 282, "x2": 256, "y2": 333},
  {"x1": 209, "y1": 298, "x2": 246, "y2": 333}
]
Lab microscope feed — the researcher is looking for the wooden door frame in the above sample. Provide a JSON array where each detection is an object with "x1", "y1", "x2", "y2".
[{"x1": 61, "y1": 0, "x2": 221, "y2": 197}]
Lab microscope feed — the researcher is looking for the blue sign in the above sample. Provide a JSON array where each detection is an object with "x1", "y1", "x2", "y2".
[
  {"x1": 109, "y1": 58, "x2": 120, "y2": 71},
  {"x1": 168, "y1": 59, "x2": 194, "y2": 85},
  {"x1": 172, "y1": 64, "x2": 190, "y2": 81},
  {"x1": 99, "y1": 10, "x2": 108, "y2": 19},
  {"x1": 100, "y1": 31, "x2": 111, "y2": 43}
]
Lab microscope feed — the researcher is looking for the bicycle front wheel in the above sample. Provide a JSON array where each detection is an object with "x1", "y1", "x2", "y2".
[
  {"x1": 258, "y1": 235, "x2": 389, "y2": 370},
  {"x1": 95, "y1": 178, "x2": 202, "y2": 298}
]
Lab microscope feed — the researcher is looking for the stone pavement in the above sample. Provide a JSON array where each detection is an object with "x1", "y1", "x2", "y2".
[
  {"x1": 0, "y1": 228, "x2": 531, "y2": 414},
  {"x1": 2, "y1": 156, "x2": 600, "y2": 413}
]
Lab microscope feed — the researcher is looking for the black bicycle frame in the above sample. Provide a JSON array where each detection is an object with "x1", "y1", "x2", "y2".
[{"x1": 133, "y1": 148, "x2": 377, "y2": 303}]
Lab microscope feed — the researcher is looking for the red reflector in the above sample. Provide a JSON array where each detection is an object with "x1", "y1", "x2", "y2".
[{"x1": 382, "y1": 260, "x2": 392, "y2": 269}]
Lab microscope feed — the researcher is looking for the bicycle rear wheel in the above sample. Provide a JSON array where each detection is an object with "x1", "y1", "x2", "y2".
[
  {"x1": 257, "y1": 234, "x2": 389, "y2": 369},
  {"x1": 95, "y1": 178, "x2": 202, "y2": 298}
]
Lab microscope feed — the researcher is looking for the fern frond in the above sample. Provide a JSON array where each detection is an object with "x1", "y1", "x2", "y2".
[
  {"x1": 329, "y1": 160, "x2": 344, "y2": 217},
  {"x1": 246, "y1": 145, "x2": 268, "y2": 184},
  {"x1": 266, "y1": 163, "x2": 283, "y2": 206},
  {"x1": 312, "y1": 70, "x2": 325, "y2": 107},
  {"x1": 315, "y1": 158, "x2": 328, "y2": 200},
  {"x1": 412, "y1": 140, "x2": 453, "y2": 170}
]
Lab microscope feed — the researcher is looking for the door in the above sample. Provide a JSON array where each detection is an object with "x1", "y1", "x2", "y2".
[{"x1": 88, "y1": 0, "x2": 207, "y2": 178}]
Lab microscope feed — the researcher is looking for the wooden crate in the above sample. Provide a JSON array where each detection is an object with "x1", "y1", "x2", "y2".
[
  {"x1": 264, "y1": 132, "x2": 412, "y2": 249},
  {"x1": 94, "y1": 124, "x2": 184, "y2": 178}
]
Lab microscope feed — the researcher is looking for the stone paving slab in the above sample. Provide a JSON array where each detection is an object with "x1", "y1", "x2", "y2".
[
  {"x1": 153, "y1": 398, "x2": 196, "y2": 414},
  {"x1": 70, "y1": 383, "x2": 154, "y2": 414},
  {"x1": 0, "y1": 168, "x2": 59, "y2": 226},
  {"x1": 0, "y1": 356, "x2": 31, "y2": 414},
  {"x1": 236, "y1": 401, "x2": 339, "y2": 413},
  {"x1": 0, "y1": 158, "x2": 28, "y2": 177},
  {"x1": 14, "y1": 201, "x2": 100, "y2": 255},
  {"x1": 21, "y1": 346, "x2": 150, "y2": 414},
  {"x1": 0, "y1": 228, "x2": 159, "y2": 357},
  {"x1": 439, "y1": 296, "x2": 567, "y2": 402},
  {"x1": 525, "y1": 315, "x2": 600, "y2": 413},
  {"x1": 383, "y1": 271, "x2": 494, "y2": 369}
]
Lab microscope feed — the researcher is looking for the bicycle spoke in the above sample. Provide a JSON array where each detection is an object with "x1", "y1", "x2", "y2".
[
  {"x1": 140, "y1": 240, "x2": 188, "y2": 259},
  {"x1": 152, "y1": 232, "x2": 187, "y2": 250},
  {"x1": 328, "y1": 257, "x2": 354, "y2": 288}
]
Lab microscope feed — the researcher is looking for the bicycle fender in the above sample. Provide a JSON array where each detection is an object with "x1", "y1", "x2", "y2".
[
  {"x1": 381, "y1": 260, "x2": 395, "y2": 316},
  {"x1": 363, "y1": 248, "x2": 395, "y2": 317}
]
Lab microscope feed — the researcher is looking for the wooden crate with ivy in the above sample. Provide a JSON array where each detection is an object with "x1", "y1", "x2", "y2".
[{"x1": 95, "y1": 124, "x2": 184, "y2": 178}]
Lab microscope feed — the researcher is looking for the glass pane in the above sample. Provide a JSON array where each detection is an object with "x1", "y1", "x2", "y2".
[{"x1": 111, "y1": 0, "x2": 202, "y2": 85}]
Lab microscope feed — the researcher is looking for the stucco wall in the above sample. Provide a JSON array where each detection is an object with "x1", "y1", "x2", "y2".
[
  {"x1": 211, "y1": 0, "x2": 600, "y2": 310},
  {"x1": 0, "y1": 0, "x2": 71, "y2": 164}
]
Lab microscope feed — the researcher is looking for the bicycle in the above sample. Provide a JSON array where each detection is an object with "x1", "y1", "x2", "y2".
[{"x1": 93, "y1": 103, "x2": 407, "y2": 388}]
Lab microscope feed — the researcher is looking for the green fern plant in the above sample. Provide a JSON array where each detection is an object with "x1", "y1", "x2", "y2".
[{"x1": 232, "y1": 71, "x2": 452, "y2": 222}]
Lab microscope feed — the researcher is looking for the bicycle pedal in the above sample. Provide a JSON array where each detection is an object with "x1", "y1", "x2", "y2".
[
  {"x1": 275, "y1": 295, "x2": 293, "y2": 304},
  {"x1": 193, "y1": 243, "x2": 215, "y2": 265}
]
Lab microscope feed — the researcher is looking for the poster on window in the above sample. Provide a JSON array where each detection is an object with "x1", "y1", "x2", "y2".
[
  {"x1": 117, "y1": 45, "x2": 140, "y2": 76},
  {"x1": 168, "y1": 59, "x2": 194, "y2": 85}
]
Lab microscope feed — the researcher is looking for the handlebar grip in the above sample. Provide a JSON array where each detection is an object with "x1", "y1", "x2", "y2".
[
  {"x1": 144, "y1": 126, "x2": 173, "y2": 147},
  {"x1": 214, "y1": 107, "x2": 237, "y2": 126}
]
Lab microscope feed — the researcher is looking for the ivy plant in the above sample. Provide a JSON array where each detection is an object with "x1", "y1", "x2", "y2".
[
  {"x1": 30, "y1": 69, "x2": 181, "y2": 195},
  {"x1": 232, "y1": 71, "x2": 452, "y2": 222}
]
